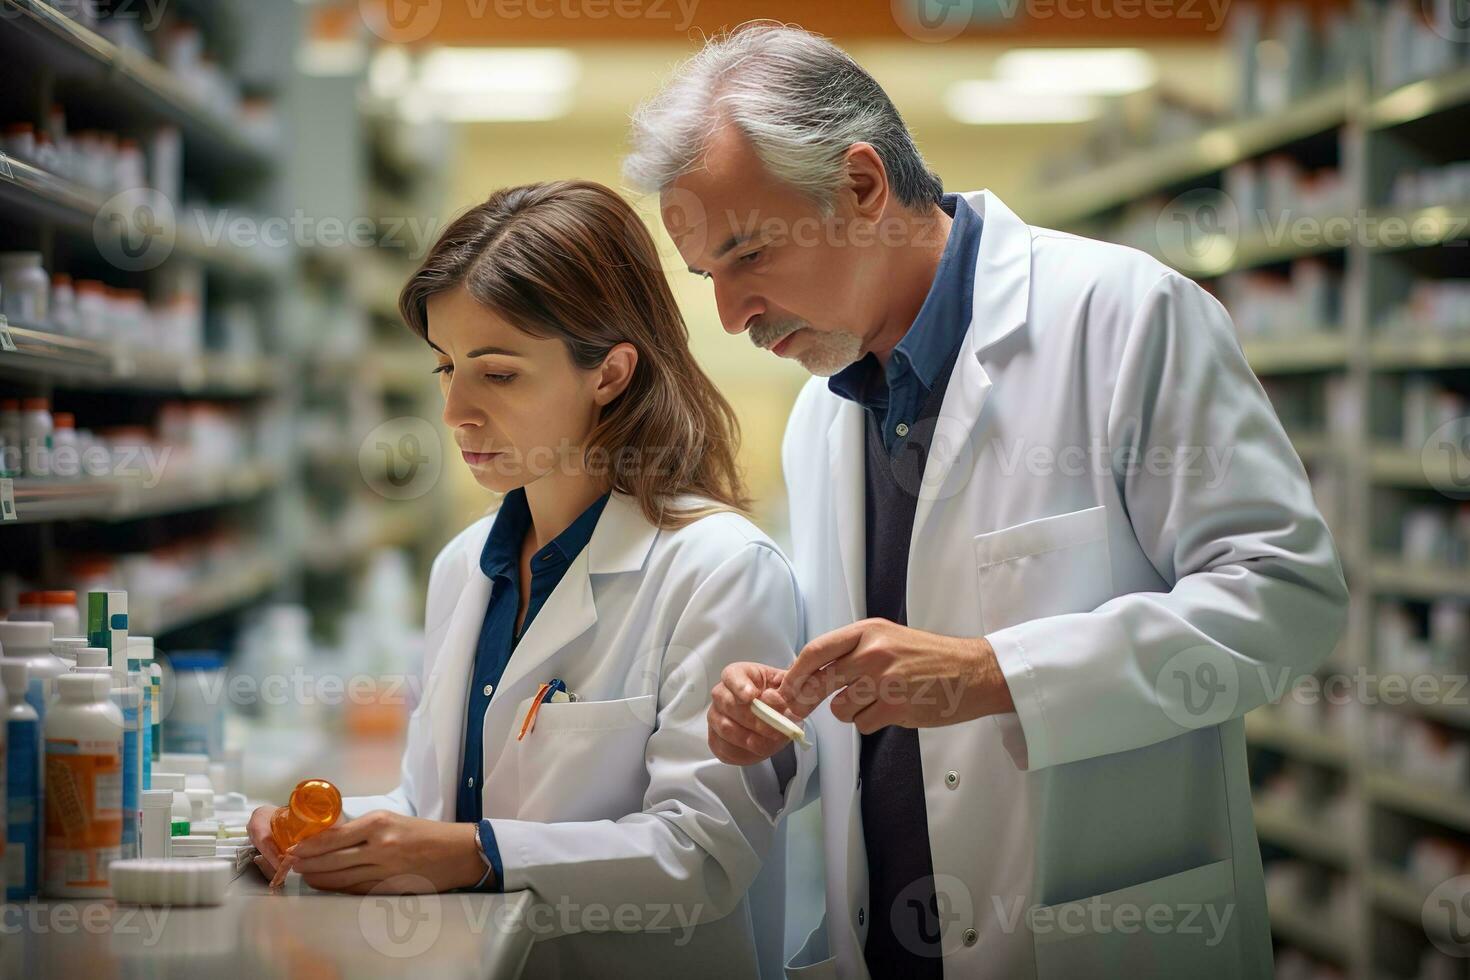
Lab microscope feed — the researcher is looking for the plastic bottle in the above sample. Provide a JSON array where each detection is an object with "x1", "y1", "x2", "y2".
[
  {"x1": 74, "y1": 647, "x2": 109, "y2": 672},
  {"x1": 49, "y1": 415, "x2": 78, "y2": 478},
  {"x1": 0, "y1": 398, "x2": 20, "y2": 477},
  {"x1": 139, "y1": 788, "x2": 173, "y2": 859},
  {"x1": 158, "y1": 751, "x2": 212, "y2": 792},
  {"x1": 20, "y1": 397, "x2": 52, "y2": 477},
  {"x1": 110, "y1": 679, "x2": 142, "y2": 859},
  {"x1": 4, "y1": 660, "x2": 40, "y2": 899},
  {"x1": 151, "y1": 772, "x2": 191, "y2": 836},
  {"x1": 127, "y1": 637, "x2": 156, "y2": 787},
  {"x1": 50, "y1": 274, "x2": 77, "y2": 336},
  {"x1": 51, "y1": 636, "x2": 87, "y2": 666},
  {"x1": 36, "y1": 590, "x2": 80, "y2": 637},
  {"x1": 0, "y1": 620, "x2": 69, "y2": 717},
  {"x1": 44, "y1": 673, "x2": 122, "y2": 897},
  {"x1": 269, "y1": 778, "x2": 341, "y2": 851},
  {"x1": 0, "y1": 252, "x2": 49, "y2": 324},
  {"x1": 162, "y1": 653, "x2": 223, "y2": 757}
]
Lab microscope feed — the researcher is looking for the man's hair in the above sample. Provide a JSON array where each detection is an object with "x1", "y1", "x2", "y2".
[{"x1": 624, "y1": 21, "x2": 943, "y2": 212}]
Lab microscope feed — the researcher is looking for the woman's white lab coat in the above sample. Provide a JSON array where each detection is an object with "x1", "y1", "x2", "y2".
[{"x1": 343, "y1": 492, "x2": 803, "y2": 979}]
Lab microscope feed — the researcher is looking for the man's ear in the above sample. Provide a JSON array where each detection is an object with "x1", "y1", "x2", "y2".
[
  {"x1": 842, "y1": 143, "x2": 889, "y2": 222},
  {"x1": 594, "y1": 343, "x2": 639, "y2": 406}
]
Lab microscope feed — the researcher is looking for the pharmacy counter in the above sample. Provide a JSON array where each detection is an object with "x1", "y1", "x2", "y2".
[{"x1": 2, "y1": 871, "x2": 536, "y2": 978}]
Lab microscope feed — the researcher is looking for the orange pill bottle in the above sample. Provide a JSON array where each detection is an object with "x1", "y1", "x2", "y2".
[{"x1": 270, "y1": 778, "x2": 342, "y2": 851}]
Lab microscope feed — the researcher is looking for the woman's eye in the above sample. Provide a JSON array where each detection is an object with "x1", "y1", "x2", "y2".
[
  {"x1": 485, "y1": 373, "x2": 516, "y2": 384},
  {"x1": 431, "y1": 364, "x2": 452, "y2": 376}
]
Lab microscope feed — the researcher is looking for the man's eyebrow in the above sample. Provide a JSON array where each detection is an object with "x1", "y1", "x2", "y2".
[{"x1": 687, "y1": 231, "x2": 757, "y2": 277}]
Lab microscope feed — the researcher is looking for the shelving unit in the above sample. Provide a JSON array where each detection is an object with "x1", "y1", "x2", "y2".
[
  {"x1": 0, "y1": 0, "x2": 447, "y2": 665},
  {"x1": 1020, "y1": 8, "x2": 1470, "y2": 976}
]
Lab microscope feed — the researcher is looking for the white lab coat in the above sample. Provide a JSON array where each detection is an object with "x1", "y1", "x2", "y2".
[
  {"x1": 344, "y1": 492, "x2": 804, "y2": 979},
  {"x1": 759, "y1": 190, "x2": 1348, "y2": 978}
]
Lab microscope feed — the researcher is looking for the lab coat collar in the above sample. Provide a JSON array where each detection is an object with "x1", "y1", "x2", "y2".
[{"x1": 958, "y1": 190, "x2": 1033, "y2": 357}]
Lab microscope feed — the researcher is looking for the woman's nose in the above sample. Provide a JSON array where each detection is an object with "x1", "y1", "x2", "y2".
[{"x1": 440, "y1": 375, "x2": 485, "y2": 430}]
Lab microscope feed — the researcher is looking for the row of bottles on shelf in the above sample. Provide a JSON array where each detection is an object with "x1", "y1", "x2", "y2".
[
  {"x1": 1391, "y1": 162, "x2": 1470, "y2": 213},
  {"x1": 0, "y1": 395, "x2": 281, "y2": 480},
  {"x1": 1222, "y1": 259, "x2": 1341, "y2": 341},
  {"x1": 3, "y1": 106, "x2": 179, "y2": 201},
  {"x1": 43, "y1": 4, "x2": 280, "y2": 145}
]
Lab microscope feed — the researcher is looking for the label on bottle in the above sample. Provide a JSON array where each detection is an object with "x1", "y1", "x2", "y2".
[
  {"x1": 44, "y1": 738, "x2": 121, "y2": 892},
  {"x1": 7, "y1": 718, "x2": 40, "y2": 899}
]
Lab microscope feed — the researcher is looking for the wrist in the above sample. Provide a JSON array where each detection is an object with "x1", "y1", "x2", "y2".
[{"x1": 974, "y1": 636, "x2": 1014, "y2": 717}]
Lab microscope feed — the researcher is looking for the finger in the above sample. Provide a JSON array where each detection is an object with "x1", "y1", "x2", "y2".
[
  {"x1": 829, "y1": 672, "x2": 884, "y2": 723},
  {"x1": 290, "y1": 818, "x2": 372, "y2": 859},
  {"x1": 781, "y1": 623, "x2": 868, "y2": 709},
  {"x1": 852, "y1": 698, "x2": 900, "y2": 736},
  {"x1": 718, "y1": 663, "x2": 770, "y2": 703},
  {"x1": 708, "y1": 725, "x2": 764, "y2": 766},
  {"x1": 301, "y1": 865, "x2": 381, "y2": 892},
  {"x1": 269, "y1": 853, "x2": 294, "y2": 890},
  {"x1": 256, "y1": 835, "x2": 284, "y2": 869},
  {"x1": 712, "y1": 686, "x2": 783, "y2": 738},
  {"x1": 254, "y1": 854, "x2": 277, "y2": 881},
  {"x1": 710, "y1": 707, "x2": 788, "y2": 756},
  {"x1": 290, "y1": 844, "x2": 374, "y2": 875}
]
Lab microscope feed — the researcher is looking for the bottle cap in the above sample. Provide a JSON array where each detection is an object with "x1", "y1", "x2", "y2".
[
  {"x1": 109, "y1": 858, "x2": 230, "y2": 906},
  {"x1": 142, "y1": 789, "x2": 174, "y2": 810}
]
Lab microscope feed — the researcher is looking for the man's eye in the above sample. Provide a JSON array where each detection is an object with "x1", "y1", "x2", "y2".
[{"x1": 738, "y1": 249, "x2": 763, "y2": 265}]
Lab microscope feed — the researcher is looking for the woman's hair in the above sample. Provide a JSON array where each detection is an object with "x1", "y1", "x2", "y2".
[{"x1": 399, "y1": 179, "x2": 749, "y2": 529}]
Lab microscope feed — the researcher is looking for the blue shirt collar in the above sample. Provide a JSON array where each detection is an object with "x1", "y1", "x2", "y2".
[
  {"x1": 480, "y1": 488, "x2": 609, "y2": 580},
  {"x1": 828, "y1": 193, "x2": 981, "y2": 405}
]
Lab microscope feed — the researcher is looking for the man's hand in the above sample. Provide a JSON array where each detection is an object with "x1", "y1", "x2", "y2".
[
  {"x1": 778, "y1": 619, "x2": 1013, "y2": 733},
  {"x1": 707, "y1": 661, "x2": 800, "y2": 765},
  {"x1": 282, "y1": 810, "x2": 487, "y2": 894}
]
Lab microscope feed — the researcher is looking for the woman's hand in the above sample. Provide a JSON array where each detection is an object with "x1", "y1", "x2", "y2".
[
  {"x1": 247, "y1": 804, "x2": 286, "y2": 881},
  {"x1": 707, "y1": 661, "x2": 796, "y2": 765},
  {"x1": 283, "y1": 810, "x2": 487, "y2": 894}
]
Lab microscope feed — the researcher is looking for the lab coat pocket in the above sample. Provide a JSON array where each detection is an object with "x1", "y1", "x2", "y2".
[
  {"x1": 1029, "y1": 858, "x2": 1240, "y2": 979},
  {"x1": 511, "y1": 694, "x2": 658, "y2": 823},
  {"x1": 973, "y1": 505, "x2": 1112, "y2": 635}
]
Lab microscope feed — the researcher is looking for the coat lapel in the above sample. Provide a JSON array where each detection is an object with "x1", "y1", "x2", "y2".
[{"x1": 828, "y1": 400, "x2": 867, "y2": 624}]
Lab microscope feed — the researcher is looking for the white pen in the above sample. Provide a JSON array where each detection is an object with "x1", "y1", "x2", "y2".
[{"x1": 750, "y1": 697, "x2": 811, "y2": 748}]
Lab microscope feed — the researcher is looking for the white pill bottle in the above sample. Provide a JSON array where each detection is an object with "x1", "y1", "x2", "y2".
[{"x1": 44, "y1": 673, "x2": 122, "y2": 897}]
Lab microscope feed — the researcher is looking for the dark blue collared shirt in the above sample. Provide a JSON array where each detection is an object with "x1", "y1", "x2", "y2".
[
  {"x1": 828, "y1": 194, "x2": 983, "y2": 453},
  {"x1": 456, "y1": 487, "x2": 609, "y2": 889}
]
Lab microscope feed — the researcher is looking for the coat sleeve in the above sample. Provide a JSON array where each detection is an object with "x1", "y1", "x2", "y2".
[
  {"x1": 988, "y1": 270, "x2": 1349, "y2": 772},
  {"x1": 484, "y1": 541, "x2": 804, "y2": 936}
]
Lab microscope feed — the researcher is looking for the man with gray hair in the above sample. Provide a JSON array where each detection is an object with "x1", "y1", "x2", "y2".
[{"x1": 628, "y1": 23, "x2": 1346, "y2": 979}]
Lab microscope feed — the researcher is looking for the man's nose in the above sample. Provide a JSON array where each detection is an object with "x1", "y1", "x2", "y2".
[{"x1": 714, "y1": 280, "x2": 761, "y2": 336}]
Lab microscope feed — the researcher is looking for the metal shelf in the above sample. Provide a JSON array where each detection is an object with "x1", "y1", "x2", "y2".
[
  {"x1": 1365, "y1": 770, "x2": 1470, "y2": 835},
  {"x1": 1026, "y1": 84, "x2": 1351, "y2": 228},
  {"x1": 1370, "y1": 330, "x2": 1470, "y2": 370},
  {"x1": 142, "y1": 552, "x2": 286, "y2": 635},
  {"x1": 1253, "y1": 800, "x2": 1353, "y2": 867},
  {"x1": 1365, "y1": 65, "x2": 1470, "y2": 130},
  {"x1": 1246, "y1": 710, "x2": 1353, "y2": 768},
  {"x1": 1370, "y1": 560, "x2": 1470, "y2": 602},
  {"x1": 1243, "y1": 333, "x2": 1350, "y2": 375},
  {"x1": 0, "y1": 150, "x2": 286, "y2": 280},
  {"x1": 0, "y1": 322, "x2": 280, "y2": 395},
  {"x1": 1, "y1": 0, "x2": 277, "y2": 176},
  {"x1": 6, "y1": 460, "x2": 280, "y2": 524}
]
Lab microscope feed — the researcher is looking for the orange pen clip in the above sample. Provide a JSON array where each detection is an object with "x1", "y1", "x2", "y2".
[{"x1": 517, "y1": 682, "x2": 554, "y2": 741}]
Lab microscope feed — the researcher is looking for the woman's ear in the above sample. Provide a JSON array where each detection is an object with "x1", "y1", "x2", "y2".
[{"x1": 593, "y1": 342, "x2": 638, "y2": 406}]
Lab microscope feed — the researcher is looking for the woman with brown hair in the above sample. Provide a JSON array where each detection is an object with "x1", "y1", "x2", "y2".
[{"x1": 245, "y1": 180, "x2": 805, "y2": 977}]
